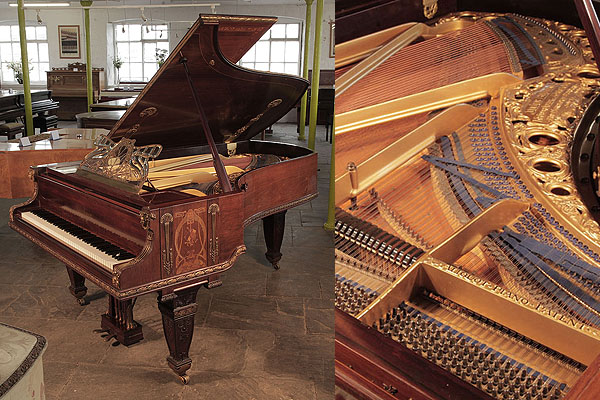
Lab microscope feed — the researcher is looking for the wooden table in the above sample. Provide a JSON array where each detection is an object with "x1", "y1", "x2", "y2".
[{"x1": 0, "y1": 128, "x2": 104, "y2": 198}]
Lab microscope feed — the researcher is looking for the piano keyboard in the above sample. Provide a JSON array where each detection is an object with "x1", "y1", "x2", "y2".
[{"x1": 21, "y1": 209, "x2": 135, "y2": 271}]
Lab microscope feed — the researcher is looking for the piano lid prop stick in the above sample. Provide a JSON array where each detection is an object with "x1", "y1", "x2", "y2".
[{"x1": 179, "y1": 51, "x2": 232, "y2": 193}]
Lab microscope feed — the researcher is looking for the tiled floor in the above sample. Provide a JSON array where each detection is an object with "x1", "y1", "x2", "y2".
[{"x1": 0, "y1": 123, "x2": 333, "y2": 399}]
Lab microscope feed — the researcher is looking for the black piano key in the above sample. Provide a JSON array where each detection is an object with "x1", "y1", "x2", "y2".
[
  {"x1": 30, "y1": 209, "x2": 134, "y2": 261},
  {"x1": 104, "y1": 247, "x2": 121, "y2": 256}
]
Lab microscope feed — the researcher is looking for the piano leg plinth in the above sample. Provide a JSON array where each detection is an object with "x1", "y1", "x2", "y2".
[
  {"x1": 158, "y1": 285, "x2": 200, "y2": 384},
  {"x1": 100, "y1": 296, "x2": 143, "y2": 346},
  {"x1": 66, "y1": 267, "x2": 87, "y2": 306},
  {"x1": 263, "y1": 210, "x2": 287, "y2": 270}
]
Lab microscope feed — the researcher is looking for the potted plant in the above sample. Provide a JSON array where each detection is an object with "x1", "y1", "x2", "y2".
[
  {"x1": 112, "y1": 55, "x2": 123, "y2": 85},
  {"x1": 6, "y1": 60, "x2": 33, "y2": 84},
  {"x1": 155, "y1": 49, "x2": 168, "y2": 67}
]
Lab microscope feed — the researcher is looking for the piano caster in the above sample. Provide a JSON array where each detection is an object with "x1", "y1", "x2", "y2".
[
  {"x1": 179, "y1": 374, "x2": 190, "y2": 385},
  {"x1": 272, "y1": 262, "x2": 280, "y2": 270},
  {"x1": 77, "y1": 297, "x2": 87, "y2": 306}
]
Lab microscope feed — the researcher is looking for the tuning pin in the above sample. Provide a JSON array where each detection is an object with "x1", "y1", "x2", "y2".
[
  {"x1": 519, "y1": 369, "x2": 528, "y2": 382},
  {"x1": 441, "y1": 355, "x2": 448, "y2": 368},
  {"x1": 529, "y1": 386, "x2": 537, "y2": 398},
  {"x1": 481, "y1": 374, "x2": 488, "y2": 386},
  {"x1": 497, "y1": 387, "x2": 504, "y2": 399},
  {"x1": 425, "y1": 348, "x2": 434, "y2": 360},
  {"x1": 492, "y1": 374, "x2": 500, "y2": 386},
  {"x1": 535, "y1": 377, "x2": 544, "y2": 390}
]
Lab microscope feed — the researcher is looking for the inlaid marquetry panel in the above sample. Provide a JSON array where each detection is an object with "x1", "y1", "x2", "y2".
[{"x1": 173, "y1": 205, "x2": 208, "y2": 275}]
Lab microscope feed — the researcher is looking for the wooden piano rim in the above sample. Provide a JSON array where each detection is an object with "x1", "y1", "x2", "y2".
[
  {"x1": 8, "y1": 217, "x2": 245, "y2": 300},
  {"x1": 37, "y1": 139, "x2": 316, "y2": 211}
]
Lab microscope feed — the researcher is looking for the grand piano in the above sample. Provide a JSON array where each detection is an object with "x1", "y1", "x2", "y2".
[
  {"x1": 335, "y1": 1, "x2": 600, "y2": 399},
  {"x1": 9, "y1": 14, "x2": 317, "y2": 383},
  {"x1": 0, "y1": 89, "x2": 59, "y2": 135}
]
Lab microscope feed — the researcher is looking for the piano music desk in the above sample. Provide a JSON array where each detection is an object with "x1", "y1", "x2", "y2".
[{"x1": 0, "y1": 128, "x2": 104, "y2": 199}]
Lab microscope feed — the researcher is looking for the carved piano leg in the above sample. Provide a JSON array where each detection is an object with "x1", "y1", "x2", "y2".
[
  {"x1": 66, "y1": 266, "x2": 87, "y2": 306},
  {"x1": 262, "y1": 210, "x2": 287, "y2": 269},
  {"x1": 100, "y1": 296, "x2": 143, "y2": 346},
  {"x1": 157, "y1": 285, "x2": 200, "y2": 384}
]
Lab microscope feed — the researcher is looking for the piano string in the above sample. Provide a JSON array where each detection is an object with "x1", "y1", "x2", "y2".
[{"x1": 335, "y1": 11, "x2": 600, "y2": 399}]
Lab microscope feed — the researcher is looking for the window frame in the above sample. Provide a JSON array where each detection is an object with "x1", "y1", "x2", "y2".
[
  {"x1": 238, "y1": 21, "x2": 303, "y2": 76},
  {"x1": 112, "y1": 22, "x2": 169, "y2": 83},
  {"x1": 0, "y1": 23, "x2": 49, "y2": 85}
]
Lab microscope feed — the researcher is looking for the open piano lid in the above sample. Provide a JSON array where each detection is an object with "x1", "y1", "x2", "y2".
[{"x1": 108, "y1": 15, "x2": 309, "y2": 149}]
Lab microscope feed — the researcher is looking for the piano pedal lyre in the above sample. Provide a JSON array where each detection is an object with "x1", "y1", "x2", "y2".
[{"x1": 99, "y1": 295, "x2": 144, "y2": 346}]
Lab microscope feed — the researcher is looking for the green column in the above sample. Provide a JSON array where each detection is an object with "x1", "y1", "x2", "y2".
[
  {"x1": 81, "y1": 1, "x2": 93, "y2": 111},
  {"x1": 298, "y1": 0, "x2": 313, "y2": 141},
  {"x1": 17, "y1": 0, "x2": 33, "y2": 136},
  {"x1": 307, "y1": 0, "x2": 323, "y2": 151},
  {"x1": 323, "y1": 118, "x2": 335, "y2": 231}
]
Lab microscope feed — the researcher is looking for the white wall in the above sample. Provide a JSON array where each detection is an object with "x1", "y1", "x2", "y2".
[{"x1": 0, "y1": 1, "x2": 334, "y2": 88}]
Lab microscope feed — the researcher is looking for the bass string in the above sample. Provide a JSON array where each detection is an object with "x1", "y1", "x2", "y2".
[{"x1": 338, "y1": 23, "x2": 514, "y2": 113}]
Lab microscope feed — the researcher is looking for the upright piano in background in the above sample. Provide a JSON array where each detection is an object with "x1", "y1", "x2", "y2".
[
  {"x1": 335, "y1": 1, "x2": 600, "y2": 399},
  {"x1": 47, "y1": 63, "x2": 105, "y2": 120},
  {"x1": 9, "y1": 14, "x2": 317, "y2": 384}
]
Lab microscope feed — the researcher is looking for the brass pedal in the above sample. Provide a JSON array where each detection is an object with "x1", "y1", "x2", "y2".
[{"x1": 103, "y1": 334, "x2": 116, "y2": 342}]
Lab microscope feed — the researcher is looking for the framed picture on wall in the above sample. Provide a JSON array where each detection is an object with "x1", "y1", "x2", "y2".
[{"x1": 58, "y1": 25, "x2": 80, "y2": 59}]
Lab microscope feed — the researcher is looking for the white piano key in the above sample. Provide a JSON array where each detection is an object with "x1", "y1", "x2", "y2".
[{"x1": 21, "y1": 211, "x2": 133, "y2": 272}]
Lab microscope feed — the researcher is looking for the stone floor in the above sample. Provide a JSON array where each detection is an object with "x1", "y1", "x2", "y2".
[{"x1": 0, "y1": 123, "x2": 334, "y2": 399}]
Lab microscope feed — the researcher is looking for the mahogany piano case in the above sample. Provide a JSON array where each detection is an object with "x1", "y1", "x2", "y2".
[{"x1": 9, "y1": 14, "x2": 318, "y2": 384}]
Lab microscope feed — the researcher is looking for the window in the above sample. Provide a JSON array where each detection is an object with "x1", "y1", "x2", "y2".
[
  {"x1": 239, "y1": 23, "x2": 301, "y2": 75},
  {"x1": 114, "y1": 23, "x2": 168, "y2": 82},
  {"x1": 0, "y1": 25, "x2": 49, "y2": 84}
]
